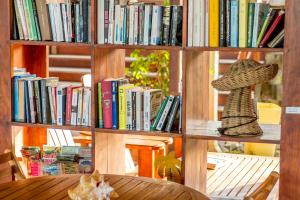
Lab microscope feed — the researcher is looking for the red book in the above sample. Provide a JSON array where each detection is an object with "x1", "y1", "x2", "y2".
[
  {"x1": 65, "y1": 86, "x2": 73, "y2": 125},
  {"x1": 101, "y1": 80, "x2": 112, "y2": 129},
  {"x1": 259, "y1": 10, "x2": 285, "y2": 48}
]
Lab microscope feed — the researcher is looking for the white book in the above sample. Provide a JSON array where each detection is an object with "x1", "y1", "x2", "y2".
[
  {"x1": 66, "y1": 0, "x2": 72, "y2": 42},
  {"x1": 156, "y1": 96, "x2": 174, "y2": 131},
  {"x1": 150, "y1": 6, "x2": 163, "y2": 45},
  {"x1": 133, "y1": 5, "x2": 139, "y2": 45},
  {"x1": 61, "y1": 3, "x2": 69, "y2": 42},
  {"x1": 126, "y1": 89, "x2": 133, "y2": 130},
  {"x1": 205, "y1": 0, "x2": 209, "y2": 47},
  {"x1": 56, "y1": 85, "x2": 66, "y2": 126},
  {"x1": 143, "y1": 5, "x2": 152, "y2": 45},
  {"x1": 252, "y1": 3, "x2": 261, "y2": 48},
  {"x1": 48, "y1": 86, "x2": 55, "y2": 124},
  {"x1": 135, "y1": 90, "x2": 144, "y2": 131},
  {"x1": 97, "y1": 0, "x2": 105, "y2": 44},
  {"x1": 47, "y1": 2, "x2": 57, "y2": 41},
  {"x1": 27, "y1": 80, "x2": 36, "y2": 124},
  {"x1": 114, "y1": 5, "x2": 121, "y2": 44},
  {"x1": 119, "y1": 7, "x2": 125, "y2": 44},
  {"x1": 128, "y1": 5, "x2": 135, "y2": 45},
  {"x1": 54, "y1": 2, "x2": 64, "y2": 41},
  {"x1": 82, "y1": 88, "x2": 90, "y2": 126},
  {"x1": 193, "y1": 0, "x2": 205, "y2": 46},
  {"x1": 77, "y1": 87, "x2": 83, "y2": 125},
  {"x1": 71, "y1": 88, "x2": 79, "y2": 125},
  {"x1": 188, "y1": 0, "x2": 193, "y2": 46},
  {"x1": 143, "y1": 89, "x2": 162, "y2": 131},
  {"x1": 16, "y1": 0, "x2": 29, "y2": 40},
  {"x1": 108, "y1": 0, "x2": 115, "y2": 44}
]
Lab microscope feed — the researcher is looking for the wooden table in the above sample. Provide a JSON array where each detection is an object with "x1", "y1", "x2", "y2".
[{"x1": 0, "y1": 174, "x2": 209, "y2": 200}]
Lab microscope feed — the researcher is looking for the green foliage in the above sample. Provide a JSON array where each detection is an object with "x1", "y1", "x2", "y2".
[
  {"x1": 154, "y1": 151, "x2": 181, "y2": 183},
  {"x1": 126, "y1": 50, "x2": 170, "y2": 96}
]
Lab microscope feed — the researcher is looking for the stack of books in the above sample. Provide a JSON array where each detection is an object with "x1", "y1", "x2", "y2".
[
  {"x1": 188, "y1": 0, "x2": 285, "y2": 48},
  {"x1": 13, "y1": 0, "x2": 91, "y2": 43},
  {"x1": 97, "y1": 1, "x2": 183, "y2": 46},
  {"x1": 13, "y1": 70, "x2": 91, "y2": 127},
  {"x1": 98, "y1": 78, "x2": 182, "y2": 133}
]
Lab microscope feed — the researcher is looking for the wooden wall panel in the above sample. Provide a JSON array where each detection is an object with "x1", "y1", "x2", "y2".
[{"x1": 280, "y1": 0, "x2": 300, "y2": 199}]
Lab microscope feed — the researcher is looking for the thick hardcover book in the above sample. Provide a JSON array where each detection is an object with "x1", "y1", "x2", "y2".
[
  {"x1": 151, "y1": 96, "x2": 169, "y2": 131},
  {"x1": 187, "y1": 0, "x2": 193, "y2": 46},
  {"x1": 101, "y1": 80, "x2": 113, "y2": 129},
  {"x1": 36, "y1": 0, "x2": 52, "y2": 40},
  {"x1": 162, "y1": 6, "x2": 171, "y2": 45},
  {"x1": 259, "y1": 10, "x2": 284, "y2": 47},
  {"x1": 57, "y1": 85, "x2": 67, "y2": 126},
  {"x1": 151, "y1": 6, "x2": 163, "y2": 45},
  {"x1": 209, "y1": 0, "x2": 219, "y2": 47},
  {"x1": 71, "y1": 88, "x2": 79, "y2": 126},
  {"x1": 82, "y1": 0, "x2": 88, "y2": 42},
  {"x1": 170, "y1": 6, "x2": 182, "y2": 46},
  {"x1": 143, "y1": 5, "x2": 152, "y2": 45},
  {"x1": 219, "y1": 0, "x2": 227, "y2": 47},
  {"x1": 267, "y1": 29, "x2": 284, "y2": 48},
  {"x1": 118, "y1": 84, "x2": 134, "y2": 130},
  {"x1": 256, "y1": 8, "x2": 277, "y2": 47},
  {"x1": 108, "y1": 0, "x2": 114, "y2": 44},
  {"x1": 144, "y1": 89, "x2": 162, "y2": 131},
  {"x1": 156, "y1": 96, "x2": 174, "y2": 131},
  {"x1": 230, "y1": 0, "x2": 239, "y2": 47},
  {"x1": 34, "y1": 79, "x2": 42, "y2": 123},
  {"x1": 239, "y1": 0, "x2": 249, "y2": 47},
  {"x1": 247, "y1": 3, "x2": 255, "y2": 47},
  {"x1": 252, "y1": 3, "x2": 270, "y2": 47},
  {"x1": 139, "y1": 4, "x2": 145, "y2": 45},
  {"x1": 97, "y1": 0, "x2": 104, "y2": 43},
  {"x1": 165, "y1": 96, "x2": 180, "y2": 132},
  {"x1": 225, "y1": 0, "x2": 231, "y2": 46},
  {"x1": 98, "y1": 83, "x2": 103, "y2": 128}
]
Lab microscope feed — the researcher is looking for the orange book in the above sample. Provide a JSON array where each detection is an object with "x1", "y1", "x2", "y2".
[{"x1": 209, "y1": 0, "x2": 219, "y2": 47}]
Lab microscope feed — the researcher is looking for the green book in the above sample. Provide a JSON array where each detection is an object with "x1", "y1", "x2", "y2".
[
  {"x1": 23, "y1": 0, "x2": 33, "y2": 40},
  {"x1": 98, "y1": 82, "x2": 103, "y2": 128},
  {"x1": 256, "y1": 8, "x2": 276, "y2": 47},
  {"x1": 247, "y1": 3, "x2": 255, "y2": 47},
  {"x1": 14, "y1": 0, "x2": 24, "y2": 40},
  {"x1": 31, "y1": 0, "x2": 41, "y2": 40},
  {"x1": 151, "y1": 96, "x2": 169, "y2": 131},
  {"x1": 27, "y1": 0, "x2": 38, "y2": 40}
]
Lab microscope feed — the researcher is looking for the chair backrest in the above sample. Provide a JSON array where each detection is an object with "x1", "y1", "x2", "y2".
[
  {"x1": 0, "y1": 150, "x2": 25, "y2": 181},
  {"x1": 245, "y1": 171, "x2": 279, "y2": 200}
]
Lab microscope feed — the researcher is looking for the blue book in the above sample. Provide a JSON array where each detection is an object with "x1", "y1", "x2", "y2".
[
  {"x1": 111, "y1": 81, "x2": 119, "y2": 129},
  {"x1": 13, "y1": 74, "x2": 35, "y2": 121},
  {"x1": 230, "y1": 0, "x2": 239, "y2": 47},
  {"x1": 24, "y1": 80, "x2": 30, "y2": 123}
]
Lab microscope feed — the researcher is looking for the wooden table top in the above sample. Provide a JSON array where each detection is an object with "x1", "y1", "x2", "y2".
[{"x1": 0, "y1": 174, "x2": 209, "y2": 200}]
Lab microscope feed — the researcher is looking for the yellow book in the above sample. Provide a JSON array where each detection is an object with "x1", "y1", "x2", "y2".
[
  {"x1": 239, "y1": 0, "x2": 249, "y2": 47},
  {"x1": 209, "y1": 0, "x2": 219, "y2": 47},
  {"x1": 118, "y1": 84, "x2": 134, "y2": 130}
]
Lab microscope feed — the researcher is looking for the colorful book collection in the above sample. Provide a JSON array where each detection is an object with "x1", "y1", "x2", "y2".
[
  {"x1": 13, "y1": 0, "x2": 91, "y2": 43},
  {"x1": 188, "y1": 0, "x2": 285, "y2": 48},
  {"x1": 98, "y1": 78, "x2": 182, "y2": 133},
  {"x1": 21, "y1": 146, "x2": 92, "y2": 176},
  {"x1": 97, "y1": 1, "x2": 183, "y2": 46},
  {"x1": 13, "y1": 70, "x2": 92, "y2": 127}
]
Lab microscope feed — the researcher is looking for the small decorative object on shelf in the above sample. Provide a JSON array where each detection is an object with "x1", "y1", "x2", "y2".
[
  {"x1": 68, "y1": 170, "x2": 119, "y2": 200},
  {"x1": 211, "y1": 59, "x2": 278, "y2": 137}
]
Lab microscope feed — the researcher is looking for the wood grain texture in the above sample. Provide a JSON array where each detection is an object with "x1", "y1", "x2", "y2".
[
  {"x1": 0, "y1": 174, "x2": 208, "y2": 200},
  {"x1": 280, "y1": 0, "x2": 300, "y2": 199}
]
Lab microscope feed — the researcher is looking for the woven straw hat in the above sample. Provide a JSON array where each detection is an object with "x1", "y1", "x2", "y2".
[{"x1": 211, "y1": 59, "x2": 278, "y2": 137}]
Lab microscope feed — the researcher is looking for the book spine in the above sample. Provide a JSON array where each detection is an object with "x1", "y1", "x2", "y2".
[
  {"x1": 101, "y1": 81, "x2": 112, "y2": 129},
  {"x1": 82, "y1": 88, "x2": 90, "y2": 126},
  {"x1": 136, "y1": 91, "x2": 144, "y2": 131},
  {"x1": 205, "y1": 0, "x2": 209, "y2": 46},
  {"x1": 40, "y1": 80, "x2": 47, "y2": 124},
  {"x1": 56, "y1": 87, "x2": 63, "y2": 125},
  {"x1": 156, "y1": 96, "x2": 174, "y2": 131},
  {"x1": 24, "y1": 0, "x2": 34, "y2": 40},
  {"x1": 47, "y1": 3, "x2": 57, "y2": 41},
  {"x1": 126, "y1": 89, "x2": 132, "y2": 130},
  {"x1": 165, "y1": 96, "x2": 180, "y2": 132},
  {"x1": 209, "y1": 0, "x2": 219, "y2": 47},
  {"x1": 14, "y1": 0, "x2": 24, "y2": 40},
  {"x1": 193, "y1": 0, "x2": 200, "y2": 46},
  {"x1": 97, "y1": 0, "x2": 104, "y2": 43},
  {"x1": 18, "y1": 80, "x2": 25, "y2": 122},
  {"x1": 256, "y1": 8, "x2": 275, "y2": 47},
  {"x1": 143, "y1": 5, "x2": 151, "y2": 45},
  {"x1": 48, "y1": 86, "x2": 54, "y2": 124},
  {"x1": 143, "y1": 91, "x2": 150, "y2": 131},
  {"x1": 119, "y1": 7, "x2": 124, "y2": 44},
  {"x1": 118, "y1": 86, "x2": 127, "y2": 130},
  {"x1": 179, "y1": 95, "x2": 182, "y2": 133},
  {"x1": 98, "y1": 83, "x2": 103, "y2": 128},
  {"x1": 132, "y1": 91, "x2": 136, "y2": 130},
  {"x1": 139, "y1": 5, "x2": 145, "y2": 45},
  {"x1": 71, "y1": 88, "x2": 78, "y2": 126},
  {"x1": 28, "y1": 80, "x2": 36, "y2": 123},
  {"x1": 36, "y1": 0, "x2": 52, "y2": 40},
  {"x1": 56, "y1": 2, "x2": 64, "y2": 41},
  {"x1": 65, "y1": 86, "x2": 72, "y2": 125},
  {"x1": 125, "y1": 6, "x2": 130, "y2": 44},
  {"x1": 114, "y1": 5, "x2": 120, "y2": 44},
  {"x1": 175, "y1": 6, "x2": 183, "y2": 46},
  {"x1": 75, "y1": 3, "x2": 80, "y2": 42},
  {"x1": 230, "y1": 0, "x2": 239, "y2": 47},
  {"x1": 151, "y1": 6, "x2": 163, "y2": 45},
  {"x1": 239, "y1": 0, "x2": 248, "y2": 47},
  {"x1": 129, "y1": 5, "x2": 135, "y2": 45},
  {"x1": 61, "y1": 4, "x2": 69, "y2": 42},
  {"x1": 219, "y1": 0, "x2": 226, "y2": 47},
  {"x1": 122, "y1": 7, "x2": 127, "y2": 44},
  {"x1": 247, "y1": 3, "x2": 255, "y2": 47},
  {"x1": 111, "y1": 81, "x2": 118, "y2": 129},
  {"x1": 225, "y1": 0, "x2": 231, "y2": 46},
  {"x1": 82, "y1": 0, "x2": 88, "y2": 42},
  {"x1": 268, "y1": 29, "x2": 284, "y2": 48},
  {"x1": 67, "y1": 0, "x2": 73, "y2": 42},
  {"x1": 162, "y1": 6, "x2": 171, "y2": 45},
  {"x1": 187, "y1": 0, "x2": 193, "y2": 46},
  {"x1": 34, "y1": 80, "x2": 42, "y2": 123},
  {"x1": 13, "y1": 77, "x2": 20, "y2": 121},
  {"x1": 79, "y1": 0, "x2": 84, "y2": 42},
  {"x1": 133, "y1": 5, "x2": 139, "y2": 45},
  {"x1": 170, "y1": 6, "x2": 178, "y2": 46},
  {"x1": 108, "y1": 0, "x2": 114, "y2": 44},
  {"x1": 28, "y1": 0, "x2": 38, "y2": 40},
  {"x1": 77, "y1": 88, "x2": 83, "y2": 125},
  {"x1": 31, "y1": 0, "x2": 42, "y2": 40},
  {"x1": 17, "y1": 0, "x2": 29, "y2": 40},
  {"x1": 151, "y1": 97, "x2": 169, "y2": 131},
  {"x1": 62, "y1": 88, "x2": 67, "y2": 125},
  {"x1": 24, "y1": 81, "x2": 30, "y2": 123}
]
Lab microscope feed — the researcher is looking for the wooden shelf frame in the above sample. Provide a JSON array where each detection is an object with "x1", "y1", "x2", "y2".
[{"x1": 1, "y1": 0, "x2": 298, "y2": 199}]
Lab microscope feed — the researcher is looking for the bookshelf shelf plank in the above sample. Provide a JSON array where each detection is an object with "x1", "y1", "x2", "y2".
[
  {"x1": 95, "y1": 128, "x2": 182, "y2": 138},
  {"x1": 186, "y1": 121, "x2": 280, "y2": 144},
  {"x1": 10, "y1": 40, "x2": 93, "y2": 47},
  {"x1": 185, "y1": 47, "x2": 284, "y2": 52},
  {"x1": 11, "y1": 122, "x2": 92, "y2": 132},
  {"x1": 94, "y1": 44, "x2": 183, "y2": 50}
]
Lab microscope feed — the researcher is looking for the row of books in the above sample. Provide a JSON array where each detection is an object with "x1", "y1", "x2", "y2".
[
  {"x1": 13, "y1": 0, "x2": 91, "y2": 42},
  {"x1": 97, "y1": 2, "x2": 183, "y2": 46},
  {"x1": 98, "y1": 78, "x2": 182, "y2": 133},
  {"x1": 21, "y1": 146, "x2": 92, "y2": 176},
  {"x1": 188, "y1": 0, "x2": 285, "y2": 48},
  {"x1": 13, "y1": 70, "x2": 91, "y2": 127}
]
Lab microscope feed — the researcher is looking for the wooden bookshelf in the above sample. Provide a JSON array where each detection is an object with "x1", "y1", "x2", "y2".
[{"x1": 0, "y1": 0, "x2": 299, "y2": 199}]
